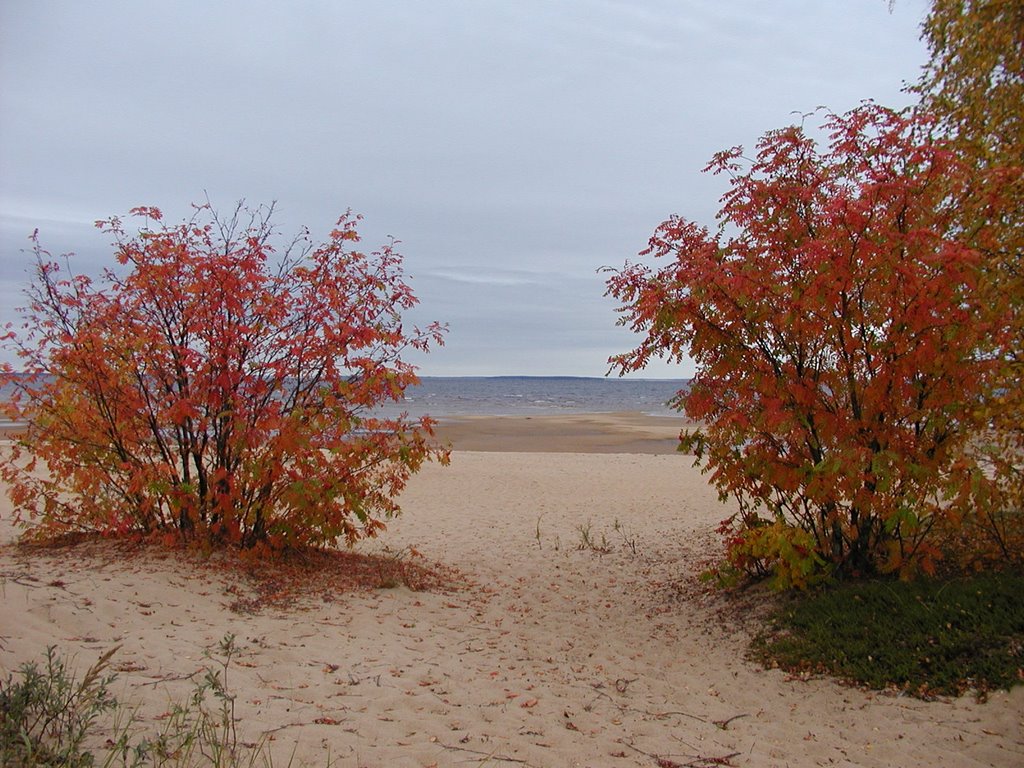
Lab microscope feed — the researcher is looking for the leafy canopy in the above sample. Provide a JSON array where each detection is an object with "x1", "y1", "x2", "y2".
[
  {"x1": 916, "y1": 0, "x2": 1023, "y2": 168},
  {"x1": 607, "y1": 104, "x2": 1015, "y2": 583},
  {"x1": 2, "y1": 203, "x2": 448, "y2": 552},
  {"x1": 915, "y1": 0, "x2": 1024, "y2": 562}
]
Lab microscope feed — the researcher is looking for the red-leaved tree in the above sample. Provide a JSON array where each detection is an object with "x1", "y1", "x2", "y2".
[
  {"x1": 606, "y1": 104, "x2": 1014, "y2": 584},
  {"x1": 1, "y1": 203, "x2": 448, "y2": 552}
]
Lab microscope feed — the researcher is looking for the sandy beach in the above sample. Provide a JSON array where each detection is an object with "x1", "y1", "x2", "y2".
[
  {"x1": 1, "y1": 413, "x2": 1022, "y2": 767},
  {"x1": 433, "y1": 412, "x2": 689, "y2": 454}
]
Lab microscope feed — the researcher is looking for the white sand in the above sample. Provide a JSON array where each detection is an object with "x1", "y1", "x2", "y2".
[{"x1": 1, "y1": 450, "x2": 1022, "y2": 767}]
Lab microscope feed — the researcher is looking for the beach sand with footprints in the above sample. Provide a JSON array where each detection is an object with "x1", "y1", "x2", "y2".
[{"x1": 1, "y1": 413, "x2": 1022, "y2": 767}]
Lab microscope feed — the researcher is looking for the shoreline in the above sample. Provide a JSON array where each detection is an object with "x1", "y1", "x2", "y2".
[
  {"x1": 433, "y1": 411, "x2": 693, "y2": 454},
  {"x1": 2, "y1": 411, "x2": 697, "y2": 455}
]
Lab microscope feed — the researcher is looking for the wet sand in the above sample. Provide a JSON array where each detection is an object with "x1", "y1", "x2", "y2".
[{"x1": 434, "y1": 411, "x2": 692, "y2": 454}]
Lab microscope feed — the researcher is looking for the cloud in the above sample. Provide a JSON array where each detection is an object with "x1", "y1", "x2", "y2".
[
  {"x1": 0, "y1": 0, "x2": 930, "y2": 376},
  {"x1": 423, "y1": 268, "x2": 542, "y2": 287}
]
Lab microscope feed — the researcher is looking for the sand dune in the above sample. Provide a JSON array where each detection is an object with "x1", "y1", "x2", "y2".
[{"x1": 1, "y1": 417, "x2": 1022, "y2": 767}]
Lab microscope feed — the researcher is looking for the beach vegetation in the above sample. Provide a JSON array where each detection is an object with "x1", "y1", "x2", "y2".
[
  {"x1": 0, "y1": 645, "x2": 119, "y2": 766},
  {"x1": 607, "y1": 103, "x2": 1020, "y2": 582},
  {"x1": 612, "y1": 518, "x2": 639, "y2": 555},
  {"x1": 576, "y1": 519, "x2": 611, "y2": 553},
  {"x1": 753, "y1": 571, "x2": 1024, "y2": 698},
  {"x1": 0, "y1": 635, "x2": 308, "y2": 767},
  {"x1": 1, "y1": 202, "x2": 447, "y2": 553}
]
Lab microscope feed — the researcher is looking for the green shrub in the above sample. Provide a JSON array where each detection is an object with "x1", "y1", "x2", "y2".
[
  {"x1": 0, "y1": 645, "x2": 119, "y2": 766},
  {"x1": 0, "y1": 635, "x2": 298, "y2": 767},
  {"x1": 753, "y1": 572, "x2": 1024, "y2": 697}
]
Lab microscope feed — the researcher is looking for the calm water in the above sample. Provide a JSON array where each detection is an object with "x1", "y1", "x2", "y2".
[{"x1": 389, "y1": 376, "x2": 689, "y2": 419}]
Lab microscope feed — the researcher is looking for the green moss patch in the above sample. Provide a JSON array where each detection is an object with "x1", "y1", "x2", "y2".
[{"x1": 752, "y1": 573, "x2": 1024, "y2": 698}]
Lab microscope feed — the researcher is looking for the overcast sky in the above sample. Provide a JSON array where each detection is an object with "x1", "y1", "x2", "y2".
[{"x1": 1, "y1": 0, "x2": 930, "y2": 377}]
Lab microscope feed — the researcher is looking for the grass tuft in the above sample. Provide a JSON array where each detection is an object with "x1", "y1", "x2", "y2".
[
  {"x1": 0, "y1": 645, "x2": 119, "y2": 766},
  {"x1": 752, "y1": 572, "x2": 1024, "y2": 698},
  {"x1": 0, "y1": 635, "x2": 319, "y2": 767}
]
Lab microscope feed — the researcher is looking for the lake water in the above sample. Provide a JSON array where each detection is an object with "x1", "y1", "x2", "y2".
[
  {"x1": 0, "y1": 376, "x2": 690, "y2": 427},
  {"x1": 390, "y1": 376, "x2": 689, "y2": 419}
]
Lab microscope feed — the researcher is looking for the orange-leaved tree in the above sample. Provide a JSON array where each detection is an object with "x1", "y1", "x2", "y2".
[
  {"x1": 606, "y1": 104, "x2": 1015, "y2": 584},
  {"x1": 1, "y1": 203, "x2": 448, "y2": 552},
  {"x1": 914, "y1": 0, "x2": 1024, "y2": 566}
]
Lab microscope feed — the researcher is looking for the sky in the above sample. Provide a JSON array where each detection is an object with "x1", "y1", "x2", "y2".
[{"x1": 0, "y1": 0, "x2": 930, "y2": 378}]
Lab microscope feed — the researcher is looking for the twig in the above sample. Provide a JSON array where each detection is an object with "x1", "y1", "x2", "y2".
[
  {"x1": 139, "y1": 670, "x2": 201, "y2": 687},
  {"x1": 261, "y1": 721, "x2": 310, "y2": 735},
  {"x1": 584, "y1": 684, "x2": 619, "y2": 712},
  {"x1": 621, "y1": 740, "x2": 742, "y2": 768},
  {"x1": 685, "y1": 754, "x2": 741, "y2": 768},
  {"x1": 652, "y1": 709, "x2": 710, "y2": 724},
  {"x1": 437, "y1": 741, "x2": 534, "y2": 766},
  {"x1": 712, "y1": 713, "x2": 749, "y2": 730},
  {"x1": 621, "y1": 741, "x2": 685, "y2": 766},
  {"x1": 583, "y1": 682, "x2": 707, "y2": 723},
  {"x1": 9, "y1": 576, "x2": 42, "y2": 588}
]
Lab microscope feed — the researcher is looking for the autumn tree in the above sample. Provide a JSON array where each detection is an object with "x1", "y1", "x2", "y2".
[
  {"x1": 917, "y1": 0, "x2": 1023, "y2": 170},
  {"x1": 1, "y1": 203, "x2": 448, "y2": 552},
  {"x1": 607, "y1": 104, "x2": 1015, "y2": 584},
  {"x1": 915, "y1": 0, "x2": 1024, "y2": 563}
]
